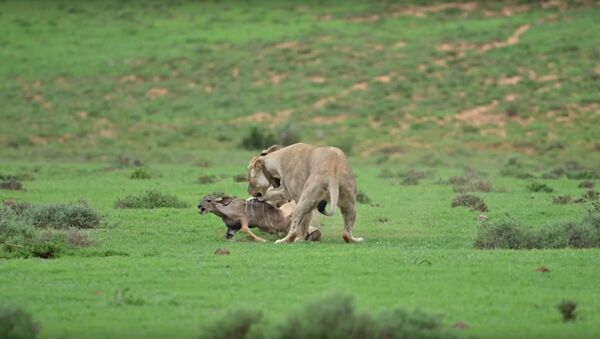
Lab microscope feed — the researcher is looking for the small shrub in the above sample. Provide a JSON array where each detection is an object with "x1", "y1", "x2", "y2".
[
  {"x1": 115, "y1": 155, "x2": 144, "y2": 167},
  {"x1": 198, "y1": 175, "x2": 217, "y2": 184},
  {"x1": 276, "y1": 124, "x2": 302, "y2": 146},
  {"x1": 276, "y1": 294, "x2": 453, "y2": 339},
  {"x1": 239, "y1": 126, "x2": 277, "y2": 151},
  {"x1": 553, "y1": 196, "x2": 572, "y2": 205},
  {"x1": 578, "y1": 180, "x2": 595, "y2": 189},
  {"x1": 201, "y1": 294, "x2": 453, "y2": 339},
  {"x1": 3, "y1": 200, "x2": 31, "y2": 215},
  {"x1": 451, "y1": 194, "x2": 488, "y2": 212},
  {"x1": 452, "y1": 179, "x2": 493, "y2": 193},
  {"x1": 66, "y1": 227, "x2": 93, "y2": 247},
  {"x1": 527, "y1": 183, "x2": 554, "y2": 193},
  {"x1": 200, "y1": 309, "x2": 262, "y2": 339},
  {"x1": 474, "y1": 218, "x2": 533, "y2": 249},
  {"x1": 0, "y1": 305, "x2": 40, "y2": 339},
  {"x1": 25, "y1": 201, "x2": 101, "y2": 229},
  {"x1": 115, "y1": 190, "x2": 188, "y2": 209},
  {"x1": 335, "y1": 136, "x2": 354, "y2": 155},
  {"x1": 499, "y1": 158, "x2": 530, "y2": 178},
  {"x1": 356, "y1": 191, "x2": 371, "y2": 204},
  {"x1": 378, "y1": 168, "x2": 397, "y2": 179},
  {"x1": 0, "y1": 180, "x2": 23, "y2": 191},
  {"x1": 541, "y1": 168, "x2": 565, "y2": 180},
  {"x1": 476, "y1": 212, "x2": 600, "y2": 249},
  {"x1": 129, "y1": 167, "x2": 152, "y2": 179},
  {"x1": 233, "y1": 174, "x2": 247, "y2": 183},
  {"x1": 583, "y1": 190, "x2": 599, "y2": 201},
  {"x1": 401, "y1": 177, "x2": 420, "y2": 185},
  {"x1": 557, "y1": 300, "x2": 577, "y2": 322}
]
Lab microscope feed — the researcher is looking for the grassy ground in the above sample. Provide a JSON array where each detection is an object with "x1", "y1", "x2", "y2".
[
  {"x1": 0, "y1": 0, "x2": 599, "y2": 163},
  {"x1": 1, "y1": 161, "x2": 600, "y2": 338},
  {"x1": 1, "y1": 0, "x2": 600, "y2": 338}
]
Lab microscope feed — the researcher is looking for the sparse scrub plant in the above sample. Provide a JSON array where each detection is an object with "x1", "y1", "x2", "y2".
[
  {"x1": 0, "y1": 305, "x2": 40, "y2": 339},
  {"x1": 527, "y1": 183, "x2": 553, "y2": 193},
  {"x1": 129, "y1": 167, "x2": 152, "y2": 179},
  {"x1": 451, "y1": 194, "x2": 488, "y2": 212},
  {"x1": 115, "y1": 190, "x2": 188, "y2": 209}
]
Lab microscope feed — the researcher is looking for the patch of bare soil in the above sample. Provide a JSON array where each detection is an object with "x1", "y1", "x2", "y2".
[
  {"x1": 146, "y1": 87, "x2": 169, "y2": 99},
  {"x1": 230, "y1": 110, "x2": 293, "y2": 128},
  {"x1": 437, "y1": 25, "x2": 531, "y2": 57},
  {"x1": 312, "y1": 114, "x2": 349, "y2": 125},
  {"x1": 498, "y1": 76, "x2": 523, "y2": 86},
  {"x1": 390, "y1": 2, "x2": 478, "y2": 18},
  {"x1": 456, "y1": 101, "x2": 532, "y2": 132}
]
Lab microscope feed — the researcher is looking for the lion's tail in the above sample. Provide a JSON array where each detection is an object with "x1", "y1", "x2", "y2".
[{"x1": 317, "y1": 178, "x2": 339, "y2": 216}]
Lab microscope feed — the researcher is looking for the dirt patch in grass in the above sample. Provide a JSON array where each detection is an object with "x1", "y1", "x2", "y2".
[{"x1": 451, "y1": 194, "x2": 488, "y2": 212}]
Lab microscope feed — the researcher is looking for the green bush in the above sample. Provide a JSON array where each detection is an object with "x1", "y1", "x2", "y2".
[
  {"x1": 1, "y1": 201, "x2": 97, "y2": 259},
  {"x1": 0, "y1": 305, "x2": 39, "y2": 339},
  {"x1": 239, "y1": 126, "x2": 277, "y2": 151},
  {"x1": 25, "y1": 201, "x2": 101, "y2": 229},
  {"x1": 474, "y1": 218, "x2": 533, "y2": 249},
  {"x1": 201, "y1": 294, "x2": 454, "y2": 339},
  {"x1": 200, "y1": 309, "x2": 262, "y2": 339},
  {"x1": 527, "y1": 183, "x2": 554, "y2": 193},
  {"x1": 129, "y1": 167, "x2": 152, "y2": 179},
  {"x1": 115, "y1": 190, "x2": 188, "y2": 209},
  {"x1": 451, "y1": 194, "x2": 488, "y2": 212},
  {"x1": 356, "y1": 191, "x2": 371, "y2": 204},
  {"x1": 475, "y1": 212, "x2": 600, "y2": 249}
]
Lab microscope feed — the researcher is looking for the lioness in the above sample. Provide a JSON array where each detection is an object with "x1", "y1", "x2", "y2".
[{"x1": 247, "y1": 143, "x2": 362, "y2": 243}]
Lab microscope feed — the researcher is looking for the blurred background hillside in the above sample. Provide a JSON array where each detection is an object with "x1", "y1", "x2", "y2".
[{"x1": 1, "y1": 0, "x2": 598, "y2": 166}]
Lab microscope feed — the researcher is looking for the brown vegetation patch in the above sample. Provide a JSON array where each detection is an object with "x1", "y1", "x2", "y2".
[
  {"x1": 391, "y1": 2, "x2": 478, "y2": 18},
  {"x1": 312, "y1": 114, "x2": 349, "y2": 125},
  {"x1": 146, "y1": 87, "x2": 169, "y2": 99},
  {"x1": 273, "y1": 41, "x2": 300, "y2": 50},
  {"x1": 214, "y1": 248, "x2": 230, "y2": 255},
  {"x1": 349, "y1": 14, "x2": 380, "y2": 23},
  {"x1": 230, "y1": 110, "x2": 292, "y2": 128},
  {"x1": 498, "y1": 76, "x2": 522, "y2": 86}
]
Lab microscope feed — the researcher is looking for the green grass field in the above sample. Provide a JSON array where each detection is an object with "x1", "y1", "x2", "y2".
[{"x1": 1, "y1": 1, "x2": 600, "y2": 338}]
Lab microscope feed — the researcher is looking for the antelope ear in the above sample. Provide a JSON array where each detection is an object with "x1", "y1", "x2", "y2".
[{"x1": 217, "y1": 196, "x2": 233, "y2": 206}]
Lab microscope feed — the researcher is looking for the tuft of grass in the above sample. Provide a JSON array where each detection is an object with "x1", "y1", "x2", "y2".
[
  {"x1": 553, "y1": 196, "x2": 573, "y2": 205},
  {"x1": 129, "y1": 167, "x2": 152, "y2": 179},
  {"x1": 451, "y1": 194, "x2": 488, "y2": 212},
  {"x1": 112, "y1": 288, "x2": 146, "y2": 306},
  {"x1": 0, "y1": 180, "x2": 23, "y2": 191},
  {"x1": 200, "y1": 309, "x2": 262, "y2": 339},
  {"x1": 197, "y1": 175, "x2": 217, "y2": 185},
  {"x1": 583, "y1": 190, "x2": 599, "y2": 201},
  {"x1": 356, "y1": 191, "x2": 371, "y2": 204},
  {"x1": 578, "y1": 180, "x2": 595, "y2": 189},
  {"x1": 233, "y1": 174, "x2": 247, "y2": 183},
  {"x1": 0, "y1": 305, "x2": 40, "y2": 339},
  {"x1": 527, "y1": 183, "x2": 554, "y2": 193},
  {"x1": 557, "y1": 300, "x2": 577, "y2": 322},
  {"x1": 115, "y1": 190, "x2": 188, "y2": 209}
]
